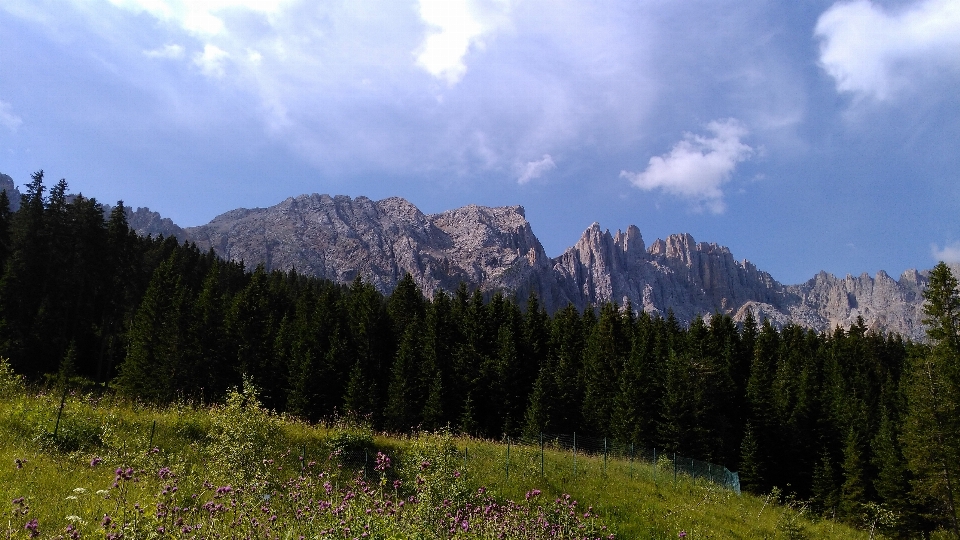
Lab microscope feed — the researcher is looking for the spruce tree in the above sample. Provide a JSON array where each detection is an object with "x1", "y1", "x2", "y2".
[
  {"x1": 902, "y1": 262, "x2": 960, "y2": 535},
  {"x1": 839, "y1": 427, "x2": 868, "y2": 524}
]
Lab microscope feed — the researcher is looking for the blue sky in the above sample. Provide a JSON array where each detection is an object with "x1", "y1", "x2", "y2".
[{"x1": 1, "y1": 0, "x2": 959, "y2": 284}]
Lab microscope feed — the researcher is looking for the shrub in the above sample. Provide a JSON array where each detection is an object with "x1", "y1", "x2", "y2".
[
  {"x1": 0, "y1": 357, "x2": 23, "y2": 398},
  {"x1": 207, "y1": 377, "x2": 283, "y2": 483}
]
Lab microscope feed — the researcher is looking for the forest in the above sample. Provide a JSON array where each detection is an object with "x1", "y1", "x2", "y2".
[{"x1": 2, "y1": 171, "x2": 960, "y2": 537}]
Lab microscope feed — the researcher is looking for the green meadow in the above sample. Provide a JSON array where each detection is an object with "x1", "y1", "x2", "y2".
[{"x1": 1, "y1": 369, "x2": 869, "y2": 540}]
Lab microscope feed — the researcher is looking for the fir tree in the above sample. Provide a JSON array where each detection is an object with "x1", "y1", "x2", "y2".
[
  {"x1": 902, "y1": 262, "x2": 960, "y2": 535},
  {"x1": 839, "y1": 427, "x2": 868, "y2": 524}
]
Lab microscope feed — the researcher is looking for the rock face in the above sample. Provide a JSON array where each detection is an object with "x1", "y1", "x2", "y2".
[
  {"x1": 0, "y1": 173, "x2": 21, "y2": 211},
  {"x1": 180, "y1": 193, "x2": 951, "y2": 341},
  {"x1": 100, "y1": 204, "x2": 189, "y2": 240},
  {"x1": 185, "y1": 194, "x2": 554, "y2": 297}
]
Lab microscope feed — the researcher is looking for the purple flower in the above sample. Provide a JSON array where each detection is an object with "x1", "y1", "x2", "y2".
[
  {"x1": 374, "y1": 452, "x2": 391, "y2": 472},
  {"x1": 25, "y1": 518, "x2": 39, "y2": 538},
  {"x1": 90, "y1": 456, "x2": 103, "y2": 467},
  {"x1": 679, "y1": 531, "x2": 687, "y2": 538},
  {"x1": 15, "y1": 458, "x2": 26, "y2": 469}
]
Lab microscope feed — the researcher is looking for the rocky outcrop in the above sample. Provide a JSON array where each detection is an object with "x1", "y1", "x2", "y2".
[
  {"x1": 95, "y1": 204, "x2": 189, "y2": 240},
  {"x1": 185, "y1": 194, "x2": 554, "y2": 299},
  {"x1": 0, "y1": 173, "x2": 21, "y2": 211}
]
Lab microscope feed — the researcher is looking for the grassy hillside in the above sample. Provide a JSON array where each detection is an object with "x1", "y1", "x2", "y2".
[{"x1": 0, "y1": 374, "x2": 869, "y2": 538}]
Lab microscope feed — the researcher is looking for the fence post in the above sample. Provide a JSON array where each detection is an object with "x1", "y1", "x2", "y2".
[
  {"x1": 53, "y1": 388, "x2": 68, "y2": 438},
  {"x1": 603, "y1": 438, "x2": 608, "y2": 475},
  {"x1": 540, "y1": 432, "x2": 544, "y2": 477},
  {"x1": 506, "y1": 438, "x2": 511, "y2": 482},
  {"x1": 653, "y1": 447, "x2": 657, "y2": 484},
  {"x1": 464, "y1": 446, "x2": 468, "y2": 472},
  {"x1": 573, "y1": 432, "x2": 577, "y2": 475},
  {"x1": 148, "y1": 420, "x2": 156, "y2": 448},
  {"x1": 673, "y1": 453, "x2": 677, "y2": 484},
  {"x1": 629, "y1": 443, "x2": 634, "y2": 478}
]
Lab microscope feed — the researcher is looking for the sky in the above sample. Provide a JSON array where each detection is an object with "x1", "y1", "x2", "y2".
[{"x1": 1, "y1": 0, "x2": 959, "y2": 284}]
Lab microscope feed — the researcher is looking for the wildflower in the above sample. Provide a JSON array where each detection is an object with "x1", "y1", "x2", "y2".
[
  {"x1": 89, "y1": 456, "x2": 103, "y2": 467},
  {"x1": 158, "y1": 466, "x2": 173, "y2": 479},
  {"x1": 679, "y1": 531, "x2": 687, "y2": 538},
  {"x1": 73, "y1": 488, "x2": 87, "y2": 495},
  {"x1": 25, "y1": 518, "x2": 39, "y2": 538},
  {"x1": 101, "y1": 514, "x2": 112, "y2": 529},
  {"x1": 374, "y1": 452, "x2": 391, "y2": 472},
  {"x1": 15, "y1": 458, "x2": 27, "y2": 469}
]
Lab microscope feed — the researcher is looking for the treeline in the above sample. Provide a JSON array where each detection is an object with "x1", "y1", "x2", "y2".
[{"x1": 2, "y1": 171, "x2": 960, "y2": 536}]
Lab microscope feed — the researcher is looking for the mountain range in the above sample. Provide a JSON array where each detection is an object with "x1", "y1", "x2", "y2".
[
  {"x1": 0, "y1": 176, "x2": 949, "y2": 341},
  {"x1": 177, "y1": 193, "x2": 945, "y2": 342}
]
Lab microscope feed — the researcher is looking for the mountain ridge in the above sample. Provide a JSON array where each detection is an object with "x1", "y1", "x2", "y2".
[
  {"x1": 1, "y1": 176, "x2": 948, "y2": 341},
  {"x1": 170, "y1": 193, "x2": 948, "y2": 341}
]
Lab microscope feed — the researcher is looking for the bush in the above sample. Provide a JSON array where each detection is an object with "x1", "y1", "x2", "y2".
[
  {"x1": 207, "y1": 377, "x2": 283, "y2": 483},
  {"x1": 0, "y1": 357, "x2": 23, "y2": 398}
]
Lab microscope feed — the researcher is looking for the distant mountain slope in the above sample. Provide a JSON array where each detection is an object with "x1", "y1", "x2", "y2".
[
  {"x1": 1, "y1": 169, "x2": 945, "y2": 340},
  {"x1": 185, "y1": 194, "x2": 553, "y2": 298},
  {"x1": 181, "y1": 193, "x2": 949, "y2": 341}
]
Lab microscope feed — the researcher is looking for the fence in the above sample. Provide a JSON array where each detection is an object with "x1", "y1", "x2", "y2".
[{"x1": 501, "y1": 432, "x2": 740, "y2": 495}]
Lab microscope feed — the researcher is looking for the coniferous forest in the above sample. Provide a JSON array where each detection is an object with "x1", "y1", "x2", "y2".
[{"x1": 3, "y1": 171, "x2": 960, "y2": 536}]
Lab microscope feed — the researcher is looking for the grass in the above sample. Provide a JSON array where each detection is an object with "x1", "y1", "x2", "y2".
[{"x1": 0, "y1": 375, "x2": 870, "y2": 538}]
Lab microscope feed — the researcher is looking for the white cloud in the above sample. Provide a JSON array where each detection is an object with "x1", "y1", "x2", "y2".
[
  {"x1": 517, "y1": 154, "x2": 555, "y2": 184},
  {"x1": 621, "y1": 119, "x2": 752, "y2": 214},
  {"x1": 415, "y1": 0, "x2": 510, "y2": 85},
  {"x1": 932, "y1": 242, "x2": 960, "y2": 263},
  {"x1": 815, "y1": 0, "x2": 960, "y2": 101},
  {"x1": 193, "y1": 44, "x2": 230, "y2": 78},
  {"x1": 0, "y1": 100, "x2": 23, "y2": 132},
  {"x1": 106, "y1": 0, "x2": 291, "y2": 36},
  {"x1": 144, "y1": 43, "x2": 184, "y2": 59}
]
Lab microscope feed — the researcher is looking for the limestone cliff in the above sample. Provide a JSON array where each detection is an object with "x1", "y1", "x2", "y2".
[{"x1": 185, "y1": 194, "x2": 554, "y2": 299}]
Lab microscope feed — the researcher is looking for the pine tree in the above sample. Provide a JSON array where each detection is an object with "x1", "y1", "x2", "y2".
[
  {"x1": 115, "y1": 255, "x2": 195, "y2": 402},
  {"x1": 523, "y1": 361, "x2": 556, "y2": 439},
  {"x1": 902, "y1": 262, "x2": 960, "y2": 535},
  {"x1": 839, "y1": 427, "x2": 868, "y2": 524},
  {"x1": 384, "y1": 322, "x2": 424, "y2": 432},
  {"x1": 811, "y1": 448, "x2": 839, "y2": 517},
  {"x1": 581, "y1": 302, "x2": 623, "y2": 435},
  {"x1": 738, "y1": 421, "x2": 764, "y2": 494}
]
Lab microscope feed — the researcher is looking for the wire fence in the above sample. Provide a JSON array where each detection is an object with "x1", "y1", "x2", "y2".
[
  {"x1": 501, "y1": 433, "x2": 740, "y2": 495},
  {"x1": 330, "y1": 432, "x2": 740, "y2": 495}
]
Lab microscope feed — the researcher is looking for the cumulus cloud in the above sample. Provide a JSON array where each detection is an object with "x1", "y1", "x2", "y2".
[
  {"x1": 0, "y1": 100, "x2": 23, "y2": 132},
  {"x1": 517, "y1": 154, "x2": 555, "y2": 184},
  {"x1": 144, "y1": 44, "x2": 185, "y2": 59},
  {"x1": 193, "y1": 44, "x2": 230, "y2": 78},
  {"x1": 415, "y1": 0, "x2": 510, "y2": 85},
  {"x1": 932, "y1": 242, "x2": 960, "y2": 263},
  {"x1": 815, "y1": 0, "x2": 960, "y2": 101},
  {"x1": 621, "y1": 119, "x2": 752, "y2": 214}
]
